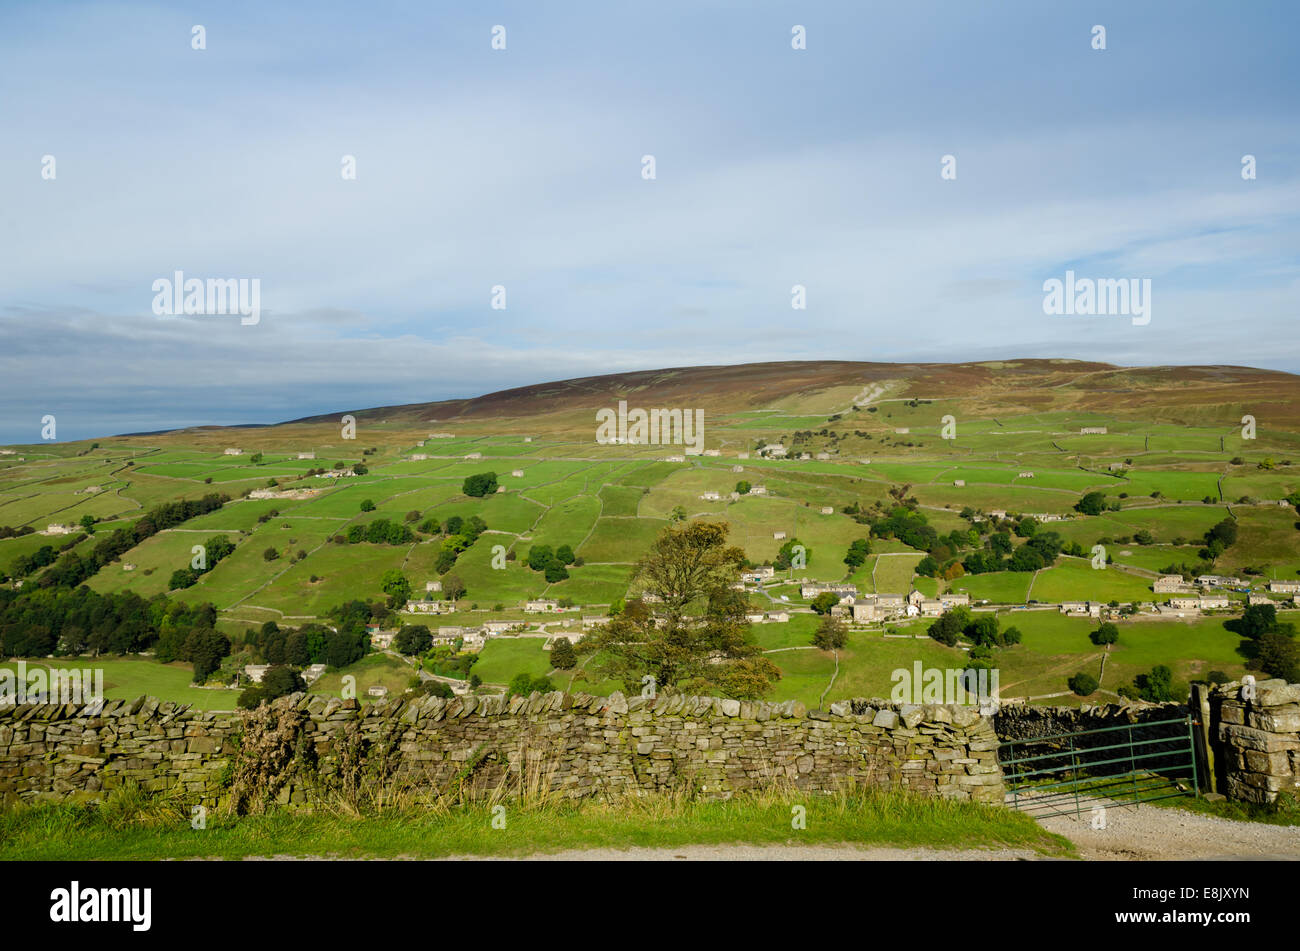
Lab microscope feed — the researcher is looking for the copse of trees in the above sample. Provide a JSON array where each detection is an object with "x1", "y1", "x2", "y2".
[
  {"x1": 34, "y1": 492, "x2": 229, "y2": 589},
  {"x1": 551, "y1": 636, "x2": 576, "y2": 669},
  {"x1": 169, "y1": 535, "x2": 236, "y2": 590},
  {"x1": 341, "y1": 518, "x2": 416, "y2": 546},
  {"x1": 0, "y1": 585, "x2": 219, "y2": 659},
  {"x1": 525, "y1": 543, "x2": 577, "y2": 582},
  {"x1": 843, "y1": 538, "x2": 871, "y2": 568},
  {"x1": 238, "y1": 665, "x2": 305, "y2": 709},
  {"x1": 928, "y1": 607, "x2": 1020, "y2": 649},
  {"x1": 462, "y1": 471, "x2": 499, "y2": 497}
]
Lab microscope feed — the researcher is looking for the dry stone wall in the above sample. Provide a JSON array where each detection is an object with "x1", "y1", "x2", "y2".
[{"x1": 0, "y1": 691, "x2": 1005, "y2": 808}]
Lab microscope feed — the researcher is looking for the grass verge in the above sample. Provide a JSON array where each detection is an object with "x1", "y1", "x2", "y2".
[{"x1": 0, "y1": 785, "x2": 1074, "y2": 860}]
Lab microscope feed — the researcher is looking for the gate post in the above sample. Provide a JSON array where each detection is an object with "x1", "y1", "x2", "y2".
[{"x1": 1189, "y1": 683, "x2": 1216, "y2": 794}]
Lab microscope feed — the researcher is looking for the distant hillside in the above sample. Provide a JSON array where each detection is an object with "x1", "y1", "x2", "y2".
[{"x1": 284, "y1": 359, "x2": 1300, "y2": 434}]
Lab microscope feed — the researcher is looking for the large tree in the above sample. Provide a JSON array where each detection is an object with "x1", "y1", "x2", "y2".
[{"x1": 579, "y1": 521, "x2": 779, "y2": 699}]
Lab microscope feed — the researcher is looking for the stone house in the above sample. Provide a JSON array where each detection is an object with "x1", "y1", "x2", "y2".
[
  {"x1": 820, "y1": 506, "x2": 834, "y2": 515},
  {"x1": 1153, "y1": 575, "x2": 1188, "y2": 594},
  {"x1": 511, "y1": 469, "x2": 524, "y2": 477},
  {"x1": 1268, "y1": 580, "x2": 1300, "y2": 594},
  {"x1": 224, "y1": 448, "x2": 242, "y2": 455},
  {"x1": 1080, "y1": 427, "x2": 1108, "y2": 435},
  {"x1": 525, "y1": 599, "x2": 560, "y2": 613},
  {"x1": 773, "y1": 531, "x2": 786, "y2": 540}
]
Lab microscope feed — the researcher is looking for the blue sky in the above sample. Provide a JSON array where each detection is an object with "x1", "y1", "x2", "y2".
[{"x1": 1, "y1": 0, "x2": 1297, "y2": 443}]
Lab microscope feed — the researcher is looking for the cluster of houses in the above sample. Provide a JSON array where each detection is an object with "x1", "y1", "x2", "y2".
[{"x1": 1150, "y1": 574, "x2": 1300, "y2": 615}]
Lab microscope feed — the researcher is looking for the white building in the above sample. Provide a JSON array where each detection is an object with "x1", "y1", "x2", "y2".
[
  {"x1": 511, "y1": 469, "x2": 525, "y2": 478},
  {"x1": 1268, "y1": 580, "x2": 1300, "y2": 594},
  {"x1": 525, "y1": 599, "x2": 560, "y2": 613},
  {"x1": 224, "y1": 448, "x2": 243, "y2": 455},
  {"x1": 820, "y1": 506, "x2": 834, "y2": 515},
  {"x1": 297, "y1": 452, "x2": 316, "y2": 460}
]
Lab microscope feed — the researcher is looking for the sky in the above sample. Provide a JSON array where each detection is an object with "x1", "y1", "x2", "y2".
[{"x1": 1, "y1": 0, "x2": 1297, "y2": 443}]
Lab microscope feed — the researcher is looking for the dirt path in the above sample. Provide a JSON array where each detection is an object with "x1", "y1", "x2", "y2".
[{"x1": 1035, "y1": 801, "x2": 1300, "y2": 860}]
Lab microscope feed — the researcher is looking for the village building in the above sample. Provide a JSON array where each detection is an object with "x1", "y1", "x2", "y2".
[
  {"x1": 429, "y1": 432, "x2": 454, "y2": 439},
  {"x1": 749, "y1": 485, "x2": 768, "y2": 495},
  {"x1": 243, "y1": 664, "x2": 270, "y2": 683},
  {"x1": 816, "y1": 452, "x2": 831, "y2": 460},
  {"x1": 664, "y1": 455, "x2": 686, "y2": 463},
  {"x1": 953, "y1": 479, "x2": 965, "y2": 487},
  {"x1": 367, "y1": 685, "x2": 389, "y2": 698},
  {"x1": 1107, "y1": 462, "x2": 1127, "y2": 471},
  {"x1": 820, "y1": 506, "x2": 834, "y2": 515},
  {"x1": 761, "y1": 444, "x2": 788, "y2": 458},
  {"x1": 1268, "y1": 580, "x2": 1300, "y2": 594},
  {"x1": 700, "y1": 491, "x2": 721, "y2": 501},
  {"x1": 1198, "y1": 574, "x2": 1242, "y2": 588},
  {"x1": 732, "y1": 465, "x2": 744, "y2": 473},
  {"x1": 1199, "y1": 595, "x2": 1231, "y2": 610},
  {"x1": 939, "y1": 593, "x2": 971, "y2": 607},
  {"x1": 765, "y1": 611, "x2": 790, "y2": 623},
  {"x1": 464, "y1": 452, "x2": 482, "y2": 460},
  {"x1": 874, "y1": 593, "x2": 906, "y2": 611},
  {"x1": 703, "y1": 449, "x2": 721, "y2": 457},
  {"x1": 1153, "y1": 575, "x2": 1189, "y2": 594},
  {"x1": 410, "y1": 453, "x2": 429, "y2": 461},
  {"x1": 737, "y1": 452, "x2": 750, "y2": 460},
  {"x1": 224, "y1": 448, "x2": 243, "y2": 455},
  {"x1": 301, "y1": 664, "x2": 327, "y2": 685},
  {"x1": 908, "y1": 590, "x2": 926, "y2": 606},
  {"x1": 1018, "y1": 472, "x2": 1035, "y2": 478},
  {"x1": 989, "y1": 509, "x2": 1007, "y2": 519},
  {"x1": 800, "y1": 581, "x2": 858, "y2": 599},
  {"x1": 918, "y1": 599, "x2": 945, "y2": 617},
  {"x1": 741, "y1": 566, "x2": 775, "y2": 584},
  {"x1": 297, "y1": 452, "x2": 315, "y2": 460},
  {"x1": 405, "y1": 600, "x2": 454, "y2": 615},
  {"x1": 511, "y1": 469, "x2": 524, "y2": 477},
  {"x1": 482, "y1": 620, "x2": 518, "y2": 635},
  {"x1": 425, "y1": 580, "x2": 442, "y2": 593},
  {"x1": 797, "y1": 452, "x2": 812, "y2": 461},
  {"x1": 581, "y1": 615, "x2": 610, "y2": 629},
  {"x1": 1168, "y1": 596, "x2": 1201, "y2": 612},
  {"x1": 773, "y1": 531, "x2": 786, "y2": 540},
  {"x1": 895, "y1": 428, "x2": 909, "y2": 435},
  {"x1": 369, "y1": 629, "x2": 397, "y2": 649},
  {"x1": 42, "y1": 524, "x2": 78, "y2": 535},
  {"x1": 525, "y1": 599, "x2": 560, "y2": 613},
  {"x1": 1247, "y1": 593, "x2": 1272, "y2": 606},
  {"x1": 858, "y1": 458, "x2": 871, "y2": 465},
  {"x1": 746, "y1": 612, "x2": 766, "y2": 624},
  {"x1": 1080, "y1": 427, "x2": 1108, "y2": 435}
]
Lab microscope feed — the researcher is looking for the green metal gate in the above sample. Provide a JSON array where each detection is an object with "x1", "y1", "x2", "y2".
[{"x1": 999, "y1": 715, "x2": 1199, "y2": 818}]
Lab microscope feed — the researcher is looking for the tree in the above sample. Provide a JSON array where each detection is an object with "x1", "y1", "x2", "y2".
[
  {"x1": 578, "y1": 521, "x2": 780, "y2": 699},
  {"x1": 843, "y1": 537, "x2": 871, "y2": 568},
  {"x1": 79, "y1": 514, "x2": 96, "y2": 535},
  {"x1": 186, "y1": 628, "x2": 230, "y2": 683},
  {"x1": 1255, "y1": 632, "x2": 1300, "y2": 683},
  {"x1": 812, "y1": 614, "x2": 847, "y2": 651},
  {"x1": 1090, "y1": 622, "x2": 1120, "y2": 646},
  {"x1": 669, "y1": 505, "x2": 688, "y2": 524},
  {"x1": 1008, "y1": 545, "x2": 1045, "y2": 572},
  {"x1": 774, "y1": 538, "x2": 808, "y2": 570},
  {"x1": 735, "y1": 480, "x2": 751, "y2": 495},
  {"x1": 262, "y1": 547, "x2": 279, "y2": 561},
  {"x1": 551, "y1": 636, "x2": 577, "y2": 669},
  {"x1": 1068, "y1": 672, "x2": 1099, "y2": 696},
  {"x1": 394, "y1": 624, "x2": 432, "y2": 655},
  {"x1": 380, "y1": 568, "x2": 411, "y2": 606},
  {"x1": 360, "y1": 499, "x2": 376, "y2": 512},
  {"x1": 555, "y1": 544, "x2": 576, "y2": 565},
  {"x1": 462, "y1": 472, "x2": 499, "y2": 497},
  {"x1": 1227, "y1": 602, "x2": 1277, "y2": 639},
  {"x1": 441, "y1": 573, "x2": 466, "y2": 601},
  {"x1": 1075, "y1": 492, "x2": 1107, "y2": 516},
  {"x1": 1135, "y1": 664, "x2": 1174, "y2": 702},
  {"x1": 810, "y1": 592, "x2": 840, "y2": 615}
]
